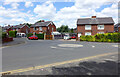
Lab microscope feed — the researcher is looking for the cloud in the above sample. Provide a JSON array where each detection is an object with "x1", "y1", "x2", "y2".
[
  {"x1": 25, "y1": 2, "x2": 33, "y2": 8},
  {"x1": 33, "y1": 1, "x2": 56, "y2": 19},
  {"x1": 1, "y1": 0, "x2": 119, "y2": 28},
  {"x1": 53, "y1": 0, "x2": 119, "y2": 28},
  {"x1": 11, "y1": 2, "x2": 19, "y2": 9}
]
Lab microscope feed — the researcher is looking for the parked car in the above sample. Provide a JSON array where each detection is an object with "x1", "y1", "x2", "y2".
[
  {"x1": 28, "y1": 35, "x2": 38, "y2": 40},
  {"x1": 71, "y1": 35, "x2": 76, "y2": 39},
  {"x1": 64, "y1": 35, "x2": 71, "y2": 40}
]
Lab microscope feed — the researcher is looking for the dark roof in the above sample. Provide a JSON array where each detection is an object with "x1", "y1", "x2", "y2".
[
  {"x1": 31, "y1": 21, "x2": 52, "y2": 27},
  {"x1": 2, "y1": 26, "x2": 11, "y2": 30},
  {"x1": 77, "y1": 17, "x2": 114, "y2": 25},
  {"x1": 115, "y1": 23, "x2": 120, "y2": 27},
  {"x1": 12, "y1": 25, "x2": 24, "y2": 29}
]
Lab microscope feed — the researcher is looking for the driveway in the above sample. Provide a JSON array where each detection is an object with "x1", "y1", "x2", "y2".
[{"x1": 2, "y1": 39, "x2": 118, "y2": 73}]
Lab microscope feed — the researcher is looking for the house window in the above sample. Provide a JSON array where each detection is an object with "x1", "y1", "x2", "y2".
[
  {"x1": 85, "y1": 25, "x2": 91, "y2": 30},
  {"x1": 98, "y1": 25, "x2": 104, "y2": 30},
  {"x1": 48, "y1": 27, "x2": 49, "y2": 30},
  {"x1": 34, "y1": 27, "x2": 37, "y2": 31},
  {"x1": 39, "y1": 32, "x2": 42, "y2": 34},
  {"x1": 52, "y1": 28, "x2": 54, "y2": 31},
  {"x1": 98, "y1": 32, "x2": 104, "y2": 34},
  {"x1": 85, "y1": 32, "x2": 91, "y2": 35},
  {"x1": 39, "y1": 27, "x2": 42, "y2": 31}
]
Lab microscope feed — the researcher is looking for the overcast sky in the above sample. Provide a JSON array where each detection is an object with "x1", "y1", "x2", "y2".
[{"x1": 0, "y1": 0, "x2": 119, "y2": 28}]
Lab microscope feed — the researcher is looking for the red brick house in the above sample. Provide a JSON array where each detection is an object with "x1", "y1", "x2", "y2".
[
  {"x1": 118, "y1": 26, "x2": 120, "y2": 32},
  {"x1": 77, "y1": 16, "x2": 114, "y2": 37},
  {"x1": 12, "y1": 24, "x2": 30, "y2": 34},
  {"x1": 2, "y1": 25, "x2": 12, "y2": 34},
  {"x1": 2, "y1": 24, "x2": 30, "y2": 34},
  {"x1": 30, "y1": 20, "x2": 56, "y2": 35}
]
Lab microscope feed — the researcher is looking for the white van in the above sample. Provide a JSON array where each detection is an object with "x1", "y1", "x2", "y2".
[{"x1": 64, "y1": 35, "x2": 70, "y2": 40}]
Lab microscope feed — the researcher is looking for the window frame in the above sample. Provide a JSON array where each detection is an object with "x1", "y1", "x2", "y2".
[
  {"x1": 85, "y1": 25, "x2": 91, "y2": 30},
  {"x1": 97, "y1": 25, "x2": 104, "y2": 30},
  {"x1": 39, "y1": 27, "x2": 42, "y2": 31}
]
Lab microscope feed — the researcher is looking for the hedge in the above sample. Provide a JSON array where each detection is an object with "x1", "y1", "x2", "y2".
[
  {"x1": 36, "y1": 34, "x2": 44, "y2": 39},
  {"x1": 2, "y1": 32, "x2": 7, "y2": 39},
  {"x1": 27, "y1": 33, "x2": 44, "y2": 39},
  {"x1": 9, "y1": 31, "x2": 17, "y2": 38},
  {"x1": 80, "y1": 33, "x2": 120, "y2": 42},
  {"x1": 27, "y1": 33, "x2": 33, "y2": 38}
]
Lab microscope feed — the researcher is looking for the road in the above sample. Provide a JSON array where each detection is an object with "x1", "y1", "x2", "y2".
[{"x1": 2, "y1": 39, "x2": 118, "y2": 72}]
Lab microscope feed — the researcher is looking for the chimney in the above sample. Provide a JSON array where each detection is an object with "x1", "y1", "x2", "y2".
[
  {"x1": 20, "y1": 24, "x2": 22, "y2": 25},
  {"x1": 40, "y1": 20, "x2": 45, "y2": 22},
  {"x1": 8, "y1": 25, "x2": 10, "y2": 27},
  {"x1": 92, "y1": 16, "x2": 96, "y2": 18}
]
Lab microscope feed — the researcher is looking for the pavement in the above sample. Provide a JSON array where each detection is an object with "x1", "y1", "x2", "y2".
[
  {"x1": 1, "y1": 38, "x2": 27, "y2": 47},
  {"x1": 1, "y1": 39, "x2": 119, "y2": 75},
  {"x1": 10, "y1": 53, "x2": 118, "y2": 75}
]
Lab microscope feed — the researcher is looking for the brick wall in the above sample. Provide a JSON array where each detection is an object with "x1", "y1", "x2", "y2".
[
  {"x1": 77, "y1": 24, "x2": 114, "y2": 36},
  {"x1": 30, "y1": 23, "x2": 56, "y2": 34},
  {"x1": 118, "y1": 27, "x2": 120, "y2": 32}
]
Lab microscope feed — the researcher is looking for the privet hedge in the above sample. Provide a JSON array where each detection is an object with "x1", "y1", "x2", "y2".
[
  {"x1": 80, "y1": 33, "x2": 120, "y2": 42},
  {"x1": 2, "y1": 32, "x2": 7, "y2": 39},
  {"x1": 36, "y1": 34, "x2": 44, "y2": 39},
  {"x1": 9, "y1": 31, "x2": 17, "y2": 38}
]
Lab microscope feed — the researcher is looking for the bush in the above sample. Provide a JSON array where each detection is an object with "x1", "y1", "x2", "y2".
[
  {"x1": 36, "y1": 34, "x2": 44, "y2": 39},
  {"x1": 9, "y1": 31, "x2": 17, "y2": 38},
  {"x1": 80, "y1": 33, "x2": 120, "y2": 42},
  {"x1": 27, "y1": 33, "x2": 33, "y2": 38},
  {"x1": 80, "y1": 35, "x2": 95, "y2": 42},
  {"x1": 2, "y1": 32, "x2": 7, "y2": 39}
]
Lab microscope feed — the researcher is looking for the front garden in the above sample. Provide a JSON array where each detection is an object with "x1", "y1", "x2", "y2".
[{"x1": 80, "y1": 33, "x2": 120, "y2": 42}]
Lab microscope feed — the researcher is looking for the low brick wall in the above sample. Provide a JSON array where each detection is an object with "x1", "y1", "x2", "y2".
[{"x1": 2, "y1": 37, "x2": 13, "y2": 43}]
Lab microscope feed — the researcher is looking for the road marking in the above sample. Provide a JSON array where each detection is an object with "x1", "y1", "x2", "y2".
[
  {"x1": 1, "y1": 52, "x2": 118, "y2": 75},
  {"x1": 58, "y1": 44, "x2": 83, "y2": 48},
  {"x1": 92, "y1": 45, "x2": 95, "y2": 48},
  {"x1": 112, "y1": 45, "x2": 119, "y2": 48},
  {"x1": 1, "y1": 41, "x2": 27, "y2": 49},
  {"x1": 50, "y1": 46, "x2": 57, "y2": 49}
]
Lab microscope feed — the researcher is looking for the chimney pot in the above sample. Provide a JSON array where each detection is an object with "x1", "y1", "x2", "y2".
[{"x1": 92, "y1": 16, "x2": 96, "y2": 18}]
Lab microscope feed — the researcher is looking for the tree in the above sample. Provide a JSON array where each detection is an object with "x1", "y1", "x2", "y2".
[
  {"x1": 23, "y1": 23, "x2": 32, "y2": 27},
  {"x1": 70, "y1": 28, "x2": 74, "y2": 33},
  {"x1": 57, "y1": 25, "x2": 70, "y2": 33}
]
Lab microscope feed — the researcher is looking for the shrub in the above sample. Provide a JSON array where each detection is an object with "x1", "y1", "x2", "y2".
[
  {"x1": 80, "y1": 33, "x2": 120, "y2": 42},
  {"x1": 80, "y1": 35, "x2": 95, "y2": 42},
  {"x1": 2, "y1": 32, "x2": 7, "y2": 39},
  {"x1": 36, "y1": 34, "x2": 44, "y2": 39},
  {"x1": 9, "y1": 31, "x2": 17, "y2": 38},
  {"x1": 27, "y1": 33, "x2": 33, "y2": 38}
]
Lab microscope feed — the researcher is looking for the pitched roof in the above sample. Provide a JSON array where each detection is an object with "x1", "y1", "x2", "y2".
[
  {"x1": 77, "y1": 17, "x2": 114, "y2": 25},
  {"x1": 2, "y1": 26, "x2": 11, "y2": 30},
  {"x1": 12, "y1": 25, "x2": 24, "y2": 29},
  {"x1": 31, "y1": 21, "x2": 52, "y2": 27}
]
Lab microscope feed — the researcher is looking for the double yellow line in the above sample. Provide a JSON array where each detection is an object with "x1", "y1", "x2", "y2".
[{"x1": 1, "y1": 52, "x2": 118, "y2": 75}]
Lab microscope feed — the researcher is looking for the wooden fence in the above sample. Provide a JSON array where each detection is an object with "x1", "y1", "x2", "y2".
[{"x1": 45, "y1": 35, "x2": 53, "y2": 40}]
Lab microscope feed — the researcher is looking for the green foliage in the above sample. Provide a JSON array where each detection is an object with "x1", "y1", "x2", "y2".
[
  {"x1": 0, "y1": 27, "x2": 2, "y2": 39},
  {"x1": 35, "y1": 34, "x2": 44, "y2": 39},
  {"x1": 70, "y1": 28, "x2": 74, "y2": 33},
  {"x1": 2, "y1": 32, "x2": 7, "y2": 39},
  {"x1": 57, "y1": 25, "x2": 70, "y2": 33},
  {"x1": 9, "y1": 31, "x2": 17, "y2": 38},
  {"x1": 80, "y1": 33, "x2": 120, "y2": 42},
  {"x1": 23, "y1": 23, "x2": 32, "y2": 27},
  {"x1": 27, "y1": 33, "x2": 33, "y2": 38},
  {"x1": 80, "y1": 35, "x2": 95, "y2": 42}
]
